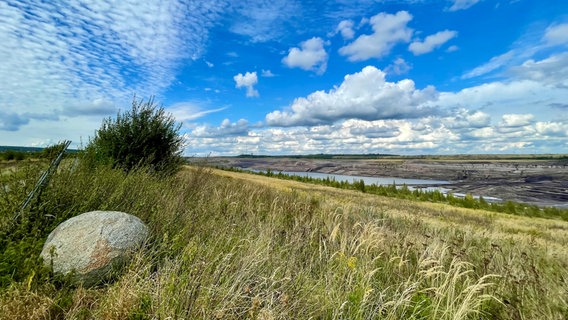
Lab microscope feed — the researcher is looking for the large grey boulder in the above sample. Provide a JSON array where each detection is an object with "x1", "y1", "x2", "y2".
[{"x1": 40, "y1": 210, "x2": 148, "y2": 287}]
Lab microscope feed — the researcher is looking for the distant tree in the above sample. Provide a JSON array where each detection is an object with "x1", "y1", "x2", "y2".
[
  {"x1": 2, "y1": 150, "x2": 26, "y2": 161},
  {"x1": 463, "y1": 193, "x2": 476, "y2": 208},
  {"x1": 356, "y1": 179, "x2": 366, "y2": 192},
  {"x1": 85, "y1": 96, "x2": 184, "y2": 175}
]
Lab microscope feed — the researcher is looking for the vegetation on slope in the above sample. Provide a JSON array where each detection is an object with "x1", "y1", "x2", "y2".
[
  {"x1": 228, "y1": 167, "x2": 568, "y2": 221},
  {"x1": 0, "y1": 160, "x2": 567, "y2": 319}
]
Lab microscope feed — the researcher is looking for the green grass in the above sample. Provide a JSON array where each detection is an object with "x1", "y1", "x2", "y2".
[
  {"x1": 0, "y1": 160, "x2": 567, "y2": 319},
  {"x1": 225, "y1": 167, "x2": 568, "y2": 221}
]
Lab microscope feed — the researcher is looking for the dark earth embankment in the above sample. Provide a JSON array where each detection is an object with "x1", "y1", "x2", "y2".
[{"x1": 192, "y1": 156, "x2": 568, "y2": 208}]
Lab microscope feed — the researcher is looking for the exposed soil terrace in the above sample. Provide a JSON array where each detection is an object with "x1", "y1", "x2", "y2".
[{"x1": 192, "y1": 157, "x2": 568, "y2": 208}]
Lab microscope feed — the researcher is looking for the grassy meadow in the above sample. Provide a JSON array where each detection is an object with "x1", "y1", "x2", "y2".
[{"x1": 0, "y1": 159, "x2": 567, "y2": 319}]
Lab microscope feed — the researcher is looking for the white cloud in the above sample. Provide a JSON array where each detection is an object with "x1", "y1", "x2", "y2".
[
  {"x1": 385, "y1": 58, "x2": 412, "y2": 75},
  {"x1": 446, "y1": 45, "x2": 459, "y2": 52},
  {"x1": 510, "y1": 52, "x2": 568, "y2": 87},
  {"x1": 462, "y1": 51, "x2": 516, "y2": 79},
  {"x1": 535, "y1": 122, "x2": 568, "y2": 137},
  {"x1": 335, "y1": 20, "x2": 355, "y2": 40},
  {"x1": 234, "y1": 71, "x2": 259, "y2": 97},
  {"x1": 0, "y1": 0, "x2": 223, "y2": 146},
  {"x1": 188, "y1": 63, "x2": 568, "y2": 156},
  {"x1": 266, "y1": 66, "x2": 438, "y2": 126},
  {"x1": 465, "y1": 111, "x2": 491, "y2": 127},
  {"x1": 282, "y1": 37, "x2": 328, "y2": 74},
  {"x1": 187, "y1": 116, "x2": 468, "y2": 156},
  {"x1": 229, "y1": 0, "x2": 301, "y2": 43},
  {"x1": 261, "y1": 69, "x2": 276, "y2": 77},
  {"x1": 191, "y1": 119, "x2": 250, "y2": 138},
  {"x1": 186, "y1": 108, "x2": 567, "y2": 156},
  {"x1": 408, "y1": 30, "x2": 457, "y2": 55},
  {"x1": 442, "y1": 109, "x2": 491, "y2": 129},
  {"x1": 462, "y1": 22, "x2": 567, "y2": 80},
  {"x1": 167, "y1": 102, "x2": 226, "y2": 123},
  {"x1": 500, "y1": 114, "x2": 534, "y2": 128},
  {"x1": 544, "y1": 23, "x2": 568, "y2": 46},
  {"x1": 339, "y1": 11, "x2": 413, "y2": 61},
  {"x1": 348, "y1": 120, "x2": 402, "y2": 138},
  {"x1": 437, "y1": 80, "x2": 567, "y2": 116},
  {"x1": 447, "y1": 0, "x2": 481, "y2": 11}
]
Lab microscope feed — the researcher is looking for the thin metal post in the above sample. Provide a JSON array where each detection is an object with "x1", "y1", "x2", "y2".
[{"x1": 15, "y1": 140, "x2": 72, "y2": 220}]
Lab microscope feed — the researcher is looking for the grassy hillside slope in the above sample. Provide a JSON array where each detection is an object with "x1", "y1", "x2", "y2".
[{"x1": 1, "y1": 163, "x2": 567, "y2": 319}]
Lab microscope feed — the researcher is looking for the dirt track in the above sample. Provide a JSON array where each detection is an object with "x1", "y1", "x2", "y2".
[{"x1": 193, "y1": 157, "x2": 568, "y2": 208}]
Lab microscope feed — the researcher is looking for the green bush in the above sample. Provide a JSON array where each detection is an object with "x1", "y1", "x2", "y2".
[
  {"x1": 40, "y1": 142, "x2": 69, "y2": 161},
  {"x1": 1, "y1": 150, "x2": 27, "y2": 161},
  {"x1": 84, "y1": 97, "x2": 184, "y2": 175}
]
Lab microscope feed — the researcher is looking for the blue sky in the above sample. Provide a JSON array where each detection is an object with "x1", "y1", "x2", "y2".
[{"x1": 1, "y1": 0, "x2": 567, "y2": 155}]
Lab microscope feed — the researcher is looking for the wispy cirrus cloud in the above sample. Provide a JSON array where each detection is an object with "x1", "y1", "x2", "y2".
[
  {"x1": 447, "y1": 0, "x2": 481, "y2": 11},
  {"x1": 462, "y1": 22, "x2": 568, "y2": 80},
  {"x1": 168, "y1": 102, "x2": 227, "y2": 124},
  {"x1": 229, "y1": 0, "x2": 301, "y2": 42}
]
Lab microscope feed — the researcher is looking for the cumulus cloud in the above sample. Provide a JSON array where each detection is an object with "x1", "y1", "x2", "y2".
[
  {"x1": 495, "y1": 113, "x2": 535, "y2": 135},
  {"x1": 349, "y1": 121, "x2": 401, "y2": 138},
  {"x1": 334, "y1": 20, "x2": 355, "y2": 40},
  {"x1": 261, "y1": 69, "x2": 276, "y2": 77},
  {"x1": 266, "y1": 66, "x2": 438, "y2": 126},
  {"x1": 186, "y1": 109, "x2": 567, "y2": 156},
  {"x1": 282, "y1": 37, "x2": 328, "y2": 74},
  {"x1": 188, "y1": 68, "x2": 568, "y2": 156},
  {"x1": 187, "y1": 117, "x2": 470, "y2": 156},
  {"x1": 535, "y1": 122, "x2": 568, "y2": 137},
  {"x1": 408, "y1": 30, "x2": 457, "y2": 55},
  {"x1": 339, "y1": 11, "x2": 413, "y2": 61},
  {"x1": 234, "y1": 71, "x2": 259, "y2": 97},
  {"x1": 447, "y1": 0, "x2": 481, "y2": 11},
  {"x1": 443, "y1": 110, "x2": 491, "y2": 129},
  {"x1": 437, "y1": 80, "x2": 567, "y2": 116},
  {"x1": 385, "y1": 58, "x2": 412, "y2": 75},
  {"x1": 465, "y1": 111, "x2": 491, "y2": 127},
  {"x1": 446, "y1": 45, "x2": 459, "y2": 52},
  {"x1": 500, "y1": 114, "x2": 534, "y2": 128},
  {"x1": 191, "y1": 119, "x2": 250, "y2": 138}
]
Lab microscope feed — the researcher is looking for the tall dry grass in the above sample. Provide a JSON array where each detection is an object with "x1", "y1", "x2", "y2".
[{"x1": 0, "y1": 163, "x2": 566, "y2": 319}]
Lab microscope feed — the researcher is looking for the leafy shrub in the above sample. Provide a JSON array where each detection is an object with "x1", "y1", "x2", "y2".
[
  {"x1": 40, "y1": 141, "x2": 69, "y2": 160},
  {"x1": 1, "y1": 150, "x2": 27, "y2": 161},
  {"x1": 84, "y1": 97, "x2": 184, "y2": 175}
]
